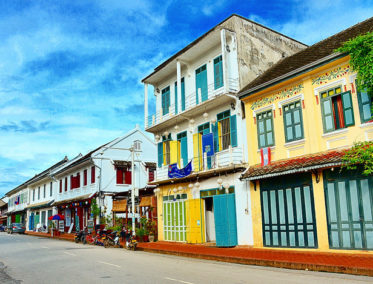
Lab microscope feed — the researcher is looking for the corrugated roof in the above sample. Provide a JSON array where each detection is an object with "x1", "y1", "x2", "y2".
[
  {"x1": 239, "y1": 17, "x2": 373, "y2": 97},
  {"x1": 241, "y1": 150, "x2": 347, "y2": 181}
]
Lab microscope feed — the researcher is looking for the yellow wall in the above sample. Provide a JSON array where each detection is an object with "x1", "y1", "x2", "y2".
[
  {"x1": 243, "y1": 56, "x2": 372, "y2": 165},
  {"x1": 244, "y1": 56, "x2": 373, "y2": 253}
]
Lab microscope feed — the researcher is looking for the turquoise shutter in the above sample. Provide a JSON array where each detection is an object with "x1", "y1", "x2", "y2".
[
  {"x1": 161, "y1": 92, "x2": 165, "y2": 115},
  {"x1": 181, "y1": 78, "x2": 185, "y2": 111},
  {"x1": 212, "y1": 122, "x2": 219, "y2": 152},
  {"x1": 181, "y1": 136, "x2": 188, "y2": 167},
  {"x1": 321, "y1": 98, "x2": 335, "y2": 132},
  {"x1": 230, "y1": 115, "x2": 237, "y2": 147},
  {"x1": 158, "y1": 142, "x2": 163, "y2": 167},
  {"x1": 174, "y1": 82, "x2": 178, "y2": 114},
  {"x1": 341, "y1": 91, "x2": 355, "y2": 127},
  {"x1": 214, "y1": 56, "x2": 223, "y2": 89}
]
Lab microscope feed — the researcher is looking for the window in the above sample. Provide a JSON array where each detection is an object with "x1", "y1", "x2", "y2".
[
  {"x1": 257, "y1": 110, "x2": 274, "y2": 148},
  {"x1": 70, "y1": 175, "x2": 73, "y2": 190},
  {"x1": 64, "y1": 177, "x2": 67, "y2": 191},
  {"x1": 38, "y1": 187, "x2": 40, "y2": 200},
  {"x1": 91, "y1": 166, "x2": 95, "y2": 184},
  {"x1": 43, "y1": 184, "x2": 46, "y2": 198},
  {"x1": 320, "y1": 86, "x2": 354, "y2": 133},
  {"x1": 283, "y1": 101, "x2": 304, "y2": 142},
  {"x1": 158, "y1": 134, "x2": 179, "y2": 167},
  {"x1": 357, "y1": 83, "x2": 372, "y2": 123},
  {"x1": 214, "y1": 110, "x2": 237, "y2": 151},
  {"x1": 148, "y1": 167, "x2": 155, "y2": 182},
  {"x1": 59, "y1": 180, "x2": 62, "y2": 193},
  {"x1": 174, "y1": 78, "x2": 186, "y2": 112},
  {"x1": 33, "y1": 189, "x2": 35, "y2": 201},
  {"x1": 195, "y1": 64, "x2": 208, "y2": 104},
  {"x1": 83, "y1": 169, "x2": 87, "y2": 186},
  {"x1": 177, "y1": 131, "x2": 188, "y2": 167},
  {"x1": 214, "y1": 55, "x2": 223, "y2": 89},
  {"x1": 50, "y1": 182, "x2": 53, "y2": 197},
  {"x1": 116, "y1": 167, "x2": 132, "y2": 185},
  {"x1": 161, "y1": 86, "x2": 170, "y2": 115}
]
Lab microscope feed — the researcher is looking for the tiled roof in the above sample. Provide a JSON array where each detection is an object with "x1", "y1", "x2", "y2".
[
  {"x1": 241, "y1": 150, "x2": 347, "y2": 180},
  {"x1": 239, "y1": 17, "x2": 373, "y2": 96}
]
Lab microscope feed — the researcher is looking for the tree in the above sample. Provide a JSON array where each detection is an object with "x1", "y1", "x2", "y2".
[{"x1": 337, "y1": 32, "x2": 373, "y2": 175}]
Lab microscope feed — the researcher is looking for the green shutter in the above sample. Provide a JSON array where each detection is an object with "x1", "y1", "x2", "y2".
[
  {"x1": 174, "y1": 82, "x2": 178, "y2": 115},
  {"x1": 230, "y1": 115, "x2": 237, "y2": 147},
  {"x1": 321, "y1": 98, "x2": 335, "y2": 132},
  {"x1": 212, "y1": 122, "x2": 219, "y2": 152},
  {"x1": 357, "y1": 87, "x2": 372, "y2": 123},
  {"x1": 158, "y1": 142, "x2": 163, "y2": 167},
  {"x1": 214, "y1": 56, "x2": 223, "y2": 90},
  {"x1": 341, "y1": 91, "x2": 355, "y2": 127},
  {"x1": 181, "y1": 78, "x2": 185, "y2": 111}
]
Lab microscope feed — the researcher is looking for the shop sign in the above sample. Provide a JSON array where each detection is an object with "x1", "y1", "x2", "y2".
[
  {"x1": 58, "y1": 220, "x2": 64, "y2": 232},
  {"x1": 65, "y1": 209, "x2": 71, "y2": 227}
]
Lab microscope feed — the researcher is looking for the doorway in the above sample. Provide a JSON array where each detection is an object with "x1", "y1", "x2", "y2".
[{"x1": 204, "y1": 197, "x2": 215, "y2": 242}]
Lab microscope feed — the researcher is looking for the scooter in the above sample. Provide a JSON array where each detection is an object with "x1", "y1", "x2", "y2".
[
  {"x1": 74, "y1": 227, "x2": 87, "y2": 244},
  {"x1": 104, "y1": 231, "x2": 120, "y2": 248}
]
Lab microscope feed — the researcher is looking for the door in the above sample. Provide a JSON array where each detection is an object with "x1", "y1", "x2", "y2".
[
  {"x1": 204, "y1": 197, "x2": 215, "y2": 242},
  {"x1": 34, "y1": 213, "x2": 40, "y2": 228},
  {"x1": 260, "y1": 174, "x2": 317, "y2": 248},
  {"x1": 186, "y1": 199, "x2": 205, "y2": 243},
  {"x1": 195, "y1": 65, "x2": 208, "y2": 104},
  {"x1": 41, "y1": 211, "x2": 46, "y2": 226},
  {"x1": 163, "y1": 198, "x2": 186, "y2": 242},
  {"x1": 29, "y1": 213, "x2": 34, "y2": 230},
  {"x1": 213, "y1": 194, "x2": 237, "y2": 247},
  {"x1": 325, "y1": 171, "x2": 373, "y2": 250}
]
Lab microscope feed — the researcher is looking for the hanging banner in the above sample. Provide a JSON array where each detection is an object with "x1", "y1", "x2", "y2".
[
  {"x1": 260, "y1": 147, "x2": 271, "y2": 166},
  {"x1": 202, "y1": 133, "x2": 214, "y2": 157},
  {"x1": 168, "y1": 161, "x2": 192, "y2": 178}
]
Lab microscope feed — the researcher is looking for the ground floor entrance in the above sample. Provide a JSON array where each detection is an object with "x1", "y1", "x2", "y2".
[
  {"x1": 324, "y1": 169, "x2": 373, "y2": 250},
  {"x1": 163, "y1": 194, "x2": 187, "y2": 242},
  {"x1": 260, "y1": 173, "x2": 318, "y2": 248}
]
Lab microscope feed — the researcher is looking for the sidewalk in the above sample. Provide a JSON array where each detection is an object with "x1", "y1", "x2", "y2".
[
  {"x1": 26, "y1": 231, "x2": 75, "y2": 242},
  {"x1": 137, "y1": 241, "x2": 373, "y2": 277}
]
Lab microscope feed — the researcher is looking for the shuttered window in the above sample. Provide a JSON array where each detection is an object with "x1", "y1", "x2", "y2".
[
  {"x1": 283, "y1": 101, "x2": 304, "y2": 142},
  {"x1": 161, "y1": 86, "x2": 170, "y2": 115},
  {"x1": 257, "y1": 110, "x2": 274, "y2": 148},
  {"x1": 357, "y1": 83, "x2": 372, "y2": 123},
  {"x1": 177, "y1": 131, "x2": 188, "y2": 167},
  {"x1": 83, "y1": 169, "x2": 87, "y2": 186},
  {"x1": 59, "y1": 180, "x2": 62, "y2": 193},
  {"x1": 214, "y1": 55, "x2": 223, "y2": 90},
  {"x1": 116, "y1": 168, "x2": 132, "y2": 185},
  {"x1": 216, "y1": 110, "x2": 237, "y2": 151},
  {"x1": 91, "y1": 166, "x2": 95, "y2": 184}
]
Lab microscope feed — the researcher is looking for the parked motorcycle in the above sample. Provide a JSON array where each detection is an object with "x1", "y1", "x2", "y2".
[
  {"x1": 126, "y1": 234, "x2": 137, "y2": 251},
  {"x1": 104, "y1": 231, "x2": 120, "y2": 248},
  {"x1": 74, "y1": 227, "x2": 87, "y2": 244}
]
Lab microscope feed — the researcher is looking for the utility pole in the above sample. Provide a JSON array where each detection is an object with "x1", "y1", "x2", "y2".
[{"x1": 131, "y1": 144, "x2": 136, "y2": 235}]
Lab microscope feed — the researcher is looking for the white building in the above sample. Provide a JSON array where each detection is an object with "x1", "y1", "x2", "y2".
[{"x1": 142, "y1": 14, "x2": 306, "y2": 246}]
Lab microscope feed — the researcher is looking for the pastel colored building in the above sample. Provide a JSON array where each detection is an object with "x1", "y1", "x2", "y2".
[
  {"x1": 239, "y1": 18, "x2": 373, "y2": 252},
  {"x1": 143, "y1": 14, "x2": 307, "y2": 246}
]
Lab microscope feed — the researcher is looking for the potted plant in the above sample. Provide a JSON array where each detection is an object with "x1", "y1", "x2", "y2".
[
  {"x1": 135, "y1": 227, "x2": 147, "y2": 242},
  {"x1": 147, "y1": 220, "x2": 157, "y2": 242}
]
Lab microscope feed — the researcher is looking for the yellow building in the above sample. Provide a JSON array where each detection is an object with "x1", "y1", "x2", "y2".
[{"x1": 239, "y1": 18, "x2": 373, "y2": 253}]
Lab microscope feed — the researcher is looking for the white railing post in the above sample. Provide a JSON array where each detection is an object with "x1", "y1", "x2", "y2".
[
  {"x1": 229, "y1": 145, "x2": 233, "y2": 165},
  {"x1": 203, "y1": 152, "x2": 207, "y2": 171}
]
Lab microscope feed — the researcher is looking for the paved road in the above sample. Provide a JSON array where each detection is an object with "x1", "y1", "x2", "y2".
[{"x1": 0, "y1": 232, "x2": 371, "y2": 284}]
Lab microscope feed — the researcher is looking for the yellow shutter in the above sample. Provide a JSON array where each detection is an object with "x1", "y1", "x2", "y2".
[
  {"x1": 177, "y1": 140, "x2": 181, "y2": 167},
  {"x1": 193, "y1": 133, "x2": 202, "y2": 172},
  {"x1": 170, "y1": 141, "x2": 178, "y2": 164},
  {"x1": 186, "y1": 199, "x2": 205, "y2": 244},
  {"x1": 218, "y1": 121, "x2": 222, "y2": 151}
]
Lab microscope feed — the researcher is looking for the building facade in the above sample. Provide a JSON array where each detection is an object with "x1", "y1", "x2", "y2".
[
  {"x1": 239, "y1": 18, "x2": 373, "y2": 252},
  {"x1": 143, "y1": 14, "x2": 307, "y2": 246},
  {"x1": 0, "y1": 198, "x2": 8, "y2": 226}
]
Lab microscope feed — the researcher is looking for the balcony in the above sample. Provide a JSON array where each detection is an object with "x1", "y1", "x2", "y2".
[
  {"x1": 155, "y1": 145, "x2": 245, "y2": 182},
  {"x1": 146, "y1": 77, "x2": 239, "y2": 131}
]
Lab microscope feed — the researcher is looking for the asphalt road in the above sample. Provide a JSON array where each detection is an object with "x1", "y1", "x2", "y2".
[{"x1": 0, "y1": 232, "x2": 371, "y2": 284}]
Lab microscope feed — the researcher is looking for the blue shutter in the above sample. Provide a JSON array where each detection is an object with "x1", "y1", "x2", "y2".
[
  {"x1": 158, "y1": 142, "x2": 163, "y2": 167},
  {"x1": 230, "y1": 115, "x2": 237, "y2": 147},
  {"x1": 212, "y1": 122, "x2": 219, "y2": 152}
]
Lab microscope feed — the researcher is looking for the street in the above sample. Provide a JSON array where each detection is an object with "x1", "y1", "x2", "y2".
[{"x1": 0, "y1": 232, "x2": 371, "y2": 284}]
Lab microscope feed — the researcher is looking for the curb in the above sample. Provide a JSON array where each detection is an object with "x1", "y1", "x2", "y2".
[
  {"x1": 136, "y1": 247, "x2": 373, "y2": 277},
  {"x1": 25, "y1": 232, "x2": 75, "y2": 242}
]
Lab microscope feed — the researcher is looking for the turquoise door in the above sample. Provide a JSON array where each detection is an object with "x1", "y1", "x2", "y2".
[
  {"x1": 29, "y1": 213, "x2": 34, "y2": 230},
  {"x1": 195, "y1": 65, "x2": 208, "y2": 104},
  {"x1": 213, "y1": 194, "x2": 238, "y2": 247}
]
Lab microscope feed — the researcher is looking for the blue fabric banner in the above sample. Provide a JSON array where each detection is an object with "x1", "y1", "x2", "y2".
[
  {"x1": 168, "y1": 160, "x2": 192, "y2": 178},
  {"x1": 202, "y1": 133, "x2": 214, "y2": 157}
]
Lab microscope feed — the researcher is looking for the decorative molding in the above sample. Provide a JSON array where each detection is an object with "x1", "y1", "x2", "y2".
[
  {"x1": 313, "y1": 78, "x2": 346, "y2": 96},
  {"x1": 349, "y1": 73, "x2": 357, "y2": 84},
  {"x1": 359, "y1": 121, "x2": 373, "y2": 129},
  {"x1": 284, "y1": 139, "x2": 306, "y2": 148},
  {"x1": 277, "y1": 94, "x2": 304, "y2": 109},
  {"x1": 250, "y1": 84, "x2": 304, "y2": 111},
  {"x1": 252, "y1": 104, "x2": 275, "y2": 117},
  {"x1": 312, "y1": 65, "x2": 350, "y2": 86},
  {"x1": 326, "y1": 136, "x2": 347, "y2": 150},
  {"x1": 321, "y1": 128, "x2": 348, "y2": 138}
]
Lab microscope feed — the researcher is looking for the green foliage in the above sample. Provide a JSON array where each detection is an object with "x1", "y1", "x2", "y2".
[
  {"x1": 342, "y1": 142, "x2": 373, "y2": 175},
  {"x1": 135, "y1": 227, "x2": 148, "y2": 237},
  {"x1": 337, "y1": 32, "x2": 373, "y2": 94},
  {"x1": 107, "y1": 224, "x2": 122, "y2": 232},
  {"x1": 90, "y1": 199, "x2": 100, "y2": 218}
]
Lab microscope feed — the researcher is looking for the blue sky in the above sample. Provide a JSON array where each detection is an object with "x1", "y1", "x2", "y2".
[{"x1": 0, "y1": 0, "x2": 372, "y2": 197}]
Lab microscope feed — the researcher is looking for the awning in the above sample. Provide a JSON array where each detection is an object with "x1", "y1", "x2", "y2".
[
  {"x1": 139, "y1": 196, "x2": 152, "y2": 207},
  {"x1": 240, "y1": 149, "x2": 346, "y2": 181},
  {"x1": 25, "y1": 200, "x2": 54, "y2": 210},
  {"x1": 112, "y1": 199, "x2": 127, "y2": 212},
  {"x1": 53, "y1": 192, "x2": 96, "y2": 206}
]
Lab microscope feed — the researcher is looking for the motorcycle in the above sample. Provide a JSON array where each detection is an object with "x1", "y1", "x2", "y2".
[
  {"x1": 104, "y1": 231, "x2": 120, "y2": 248},
  {"x1": 126, "y1": 234, "x2": 137, "y2": 251},
  {"x1": 74, "y1": 227, "x2": 87, "y2": 244}
]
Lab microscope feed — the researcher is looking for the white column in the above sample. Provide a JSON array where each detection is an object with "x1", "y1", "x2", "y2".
[
  {"x1": 220, "y1": 29, "x2": 228, "y2": 93},
  {"x1": 144, "y1": 83, "x2": 148, "y2": 128},
  {"x1": 177, "y1": 61, "x2": 182, "y2": 113}
]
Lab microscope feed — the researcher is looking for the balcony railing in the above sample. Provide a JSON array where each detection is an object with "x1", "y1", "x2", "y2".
[
  {"x1": 146, "y1": 77, "x2": 239, "y2": 129},
  {"x1": 155, "y1": 145, "x2": 245, "y2": 181}
]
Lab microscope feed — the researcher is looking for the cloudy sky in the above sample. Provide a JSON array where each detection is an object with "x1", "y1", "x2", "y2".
[{"x1": 0, "y1": 0, "x2": 372, "y2": 197}]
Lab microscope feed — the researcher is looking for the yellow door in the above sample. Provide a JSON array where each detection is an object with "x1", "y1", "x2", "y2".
[{"x1": 186, "y1": 198, "x2": 205, "y2": 243}]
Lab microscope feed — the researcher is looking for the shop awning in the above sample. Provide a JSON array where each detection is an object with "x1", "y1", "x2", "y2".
[
  {"x1": 53, "y1": 192, "x2": 96, "y2": 206},
  {"x1": 25, "y1": 200, "x2": 54, "y2": 210},
  {"x1": 139, "y1": 196, "x2": 152, "y2": 207},
  {"x1": 240, "y1": 149, "x2": 346, "y2": 181},
  {"x1": 112, "y1": 199, "x2": 127, "y2": 212}
]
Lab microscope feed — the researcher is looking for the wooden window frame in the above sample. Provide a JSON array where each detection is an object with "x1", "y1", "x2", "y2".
[
  {"x1": 256, "y1": 110, "x2": 275, "y2": 149},
  {"x1": 282, "y1": 100, "x2": 304, "y2": 143}
]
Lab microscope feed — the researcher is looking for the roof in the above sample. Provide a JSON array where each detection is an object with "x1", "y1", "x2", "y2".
[
  {"x1": 241, "y1": 150, "x2": 347, "y2": 181},
  {"x1": 25, "y1": 200, "x2": 54, "y2": 210},
  {"x1": 52, "y1": 192, "x2": 96, "y2": 206},
  {"x1": 0, "y1": 199, "x2": 6, "y2": 207},
  {"x1": 142, "y1": 14, "x2": 306, "y2": 83},
  {"x1": 239, "y1": 17, "x2": 373, "y2": 97}
]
